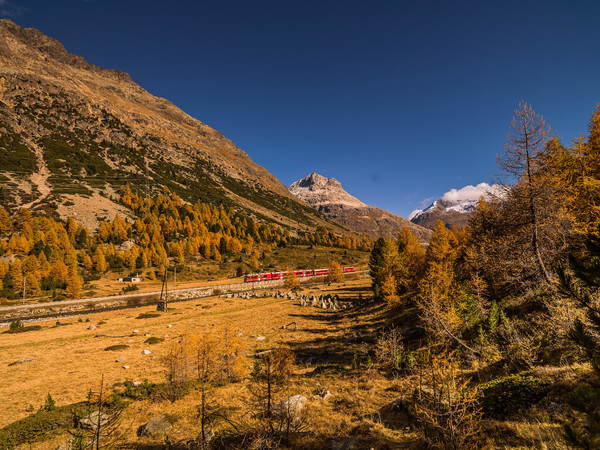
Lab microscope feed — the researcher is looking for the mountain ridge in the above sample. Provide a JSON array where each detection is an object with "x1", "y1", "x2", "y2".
[
  {"x1": 0, "y1": 19, "x2": 350, "y2": 236},
  {"x1": 289, "y1": 172, "x2": 431, "y2": 242}
]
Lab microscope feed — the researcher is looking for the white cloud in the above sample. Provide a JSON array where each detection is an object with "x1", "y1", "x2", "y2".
[
  {"x1": 441, "y1": 182, "x2": 503, "y2": 203},
  {"x1": 408, "y1": 209, "x2": 422, "y2": 220},
  {"x1": 0, "y1": 0, "x2": 27, "y2": 18}
]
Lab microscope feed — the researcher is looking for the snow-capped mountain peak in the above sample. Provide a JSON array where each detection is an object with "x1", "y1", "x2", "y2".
[{"x1": 410, "y1": 183, "x2": 503, "y2": 229}]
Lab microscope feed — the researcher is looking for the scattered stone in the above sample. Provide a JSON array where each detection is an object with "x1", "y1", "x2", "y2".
[
  {"x1": 123, "y1": 366, "x2": 130, "y2": 369},
  {"x1": 141, "y1": 349, "x2": 151, "y2": 355},
  {"x1": 132, "y1": 381, "x2": 142, "y2": 387},
  {"x1": 79, "y1": 411, "x2": 109, "y2": 430},
  {"x1": 138, "y1": 414, "x2": 172, "y2": 437},
  {"x1": 127, "y1": 339, "x2": 134, "y2": 343},
  {"x1": 87, "y1": 325, "x2": 97, "y2": 330},
  {"x1": 144, "y1": 333, "x2": 151, "y2": 337},
  {"x1": 256, "y1": 336, "x2": 266, "y2": 341},
  {"x1": 132, "y1": 329, "x2": 139, "y2": 334},
  {"x1": 271, "y1": 395, "x2": 307, "y2": 420},
  {"x1": 235, "y1": 332, "x2": 243, "y2": 337},
  {"x1": 167, "y1": 324, "x2": 173, "y2": 328},
  {"x1": 312, "y1": 387, "x2": 333, "y2": 400},
  {"x1": 116, "y1": 356, "x2": 126, "y2": 363}
]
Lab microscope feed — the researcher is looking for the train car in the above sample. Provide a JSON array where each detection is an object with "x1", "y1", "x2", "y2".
[
  {"x1": 244, "y1": 267, "x2": 356, "y2": 282},
  {"x1": 294, "y1": 269, "x2": 314, "y2": 278}
]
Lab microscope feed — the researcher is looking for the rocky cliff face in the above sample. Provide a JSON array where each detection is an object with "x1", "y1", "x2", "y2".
[
  {"x1": 0, "y1": 19, "x2": 337, "y2": 232},
  {"x1": 289, "y1": 173, "x2": 431, "y2": 242}
]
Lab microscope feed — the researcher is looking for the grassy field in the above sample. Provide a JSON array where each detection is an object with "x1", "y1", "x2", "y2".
[
  {"x1": 0, "y1": 273, "x2": 588, "y2": 449},
  {"x1": 0, "y1": 276, "x2": 424, "y2": 448}
]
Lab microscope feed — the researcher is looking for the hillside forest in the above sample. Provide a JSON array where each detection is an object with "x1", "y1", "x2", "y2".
[
  {"x1": 366, "y1": 101, "x2": 600, "y2": 448},
  {"x1": 0, "y1": 188, "x2": 370, "y2": 302}
]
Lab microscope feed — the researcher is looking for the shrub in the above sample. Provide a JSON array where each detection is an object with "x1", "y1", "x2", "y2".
[
  {"x1": 564, "y1": 384, "x2": 600, "y2": 448},
  {"x1": 122, "y1": 284, "x2": 139, "y2": 293},
  {"x1": 144, "y1": 337, "x2": 164, "y2": 345},
  {"x1": 40, "y1": 394, "x2": 56, "y2": 412},
  {"x1": 9, "y1": 319, "x2": 23, "y2": 331},
  {"x1": 478, "y1": 371, "x2": 552, "y2": 418},
  {"x1": 0, "y1": 402, "x2": 88, "y2": 447},
  {"x1": 410, "y1": 350, "x2": 482, "y2": 450},
  {"x1": 310, "y1": 364, "x2": 348, "y2": 376},
  {"x1": 376, "y1": 327, "x2": 416, "y2": 373},
  {"x1": 121, "y1": 379, "x2": 196, "y2": 402},
  {"x1": 4, "y1": 324, "x2": 42, "y2": 334},
  {"x1": 104, "y1": 345, "x2": 129, "y2": 352}
]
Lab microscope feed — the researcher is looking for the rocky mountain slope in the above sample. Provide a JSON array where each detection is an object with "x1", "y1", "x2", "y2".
[
  {"x1": 410, "y1": 183, "x2": 502, "y2": 229},
  {"x1": 289, "y1": 173, "x2": 431, "y2": 241},
  {"x1": 0, "y1": 19, "x2": 343, "y2": 233}
]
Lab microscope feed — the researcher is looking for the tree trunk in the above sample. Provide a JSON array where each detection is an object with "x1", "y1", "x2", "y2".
[{"x1": 524, "y1": 128, "x2": 552, "y2": 285}]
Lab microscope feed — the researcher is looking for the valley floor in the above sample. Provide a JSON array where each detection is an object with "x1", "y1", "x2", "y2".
[{"x1": 0, "y1": 276, "x2": 589, "y2": 449}]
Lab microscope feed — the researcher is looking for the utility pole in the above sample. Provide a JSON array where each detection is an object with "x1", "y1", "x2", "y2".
[
  {"x1": 22, "y1": 274, "x2": 26, "y2": 305},
  {"x1": 174, "y1": 265, "x2": 177, "y2": 291},
  {"x1": 156, "y1": 266, "x2": 168, "y2": 312}
]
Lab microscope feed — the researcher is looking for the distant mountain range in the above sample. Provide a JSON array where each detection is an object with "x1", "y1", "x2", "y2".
[
  {"x1": 289, "y1": 173, "x2": 432, "y2": 242},
  {"x1": 409, "y1": 183, "x2": 502, "y2": 229},
  {"x1": 0, "y1": 19, "x2": 350, "y2": 236}
]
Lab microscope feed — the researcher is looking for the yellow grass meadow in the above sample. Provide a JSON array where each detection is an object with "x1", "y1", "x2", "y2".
[{"x1": 1, "y1": 277, "x2": 423, "y2": 448}]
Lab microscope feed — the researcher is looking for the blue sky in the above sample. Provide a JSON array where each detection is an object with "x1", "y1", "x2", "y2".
[{"x1": 4, "y1": 0, "x2": 600, "y2": 217}]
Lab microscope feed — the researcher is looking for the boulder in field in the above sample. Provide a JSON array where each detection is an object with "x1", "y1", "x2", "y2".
[{"x1": 137, "y1": 414, "x2": 172, "y2": 436}]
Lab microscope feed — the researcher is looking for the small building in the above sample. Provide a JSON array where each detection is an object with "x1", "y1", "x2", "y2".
[{"x1": 118, "y1": 275, "x2": 142, "y2": 283}]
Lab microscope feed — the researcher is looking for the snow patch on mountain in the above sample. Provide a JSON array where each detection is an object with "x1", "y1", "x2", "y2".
[{"x1": 410, "y1": 183, "x2": 503, "y2": 222}]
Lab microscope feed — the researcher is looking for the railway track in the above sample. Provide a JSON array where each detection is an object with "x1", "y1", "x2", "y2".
[{"x1": 0, "y1": 270, "x2": 369, "y2": 325}]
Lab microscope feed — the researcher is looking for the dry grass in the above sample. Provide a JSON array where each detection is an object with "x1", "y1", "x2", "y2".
[
  {"x1": 1, "y1": 275, "x2": 583, "y2": 448},
  {"x1": 0, "y1": 276, "x2": 425, "y2": 448},
  {"x1": 0, "y1": 278, "x2": 376, "y2": 427}
]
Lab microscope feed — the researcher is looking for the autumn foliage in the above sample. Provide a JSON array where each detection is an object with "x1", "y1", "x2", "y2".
[{"x1": 0, "y1": 185, "x2": 369, "y2": 301}]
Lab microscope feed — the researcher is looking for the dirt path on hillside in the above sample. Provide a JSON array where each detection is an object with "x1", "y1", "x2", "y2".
[{"x1": 20, "y1": 136, "x2": 51, "y2": 210}]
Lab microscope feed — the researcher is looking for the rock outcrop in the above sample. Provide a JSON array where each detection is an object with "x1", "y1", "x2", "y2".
[{"x1": 290, "y1": 173, "x2": 431, "y2": 242}]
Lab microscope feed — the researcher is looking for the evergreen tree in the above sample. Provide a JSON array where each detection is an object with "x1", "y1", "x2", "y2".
[
  {"x1": 369, "y1": 238, "x2": 400, "y2": 303},
  {"x1": 369, "y1": 238, "x2": 386, "y2": 299}
]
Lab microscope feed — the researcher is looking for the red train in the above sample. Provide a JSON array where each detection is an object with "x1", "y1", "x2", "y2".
[{"x1": 244, "y1": 267, "x2": 355, "y2": 283}]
